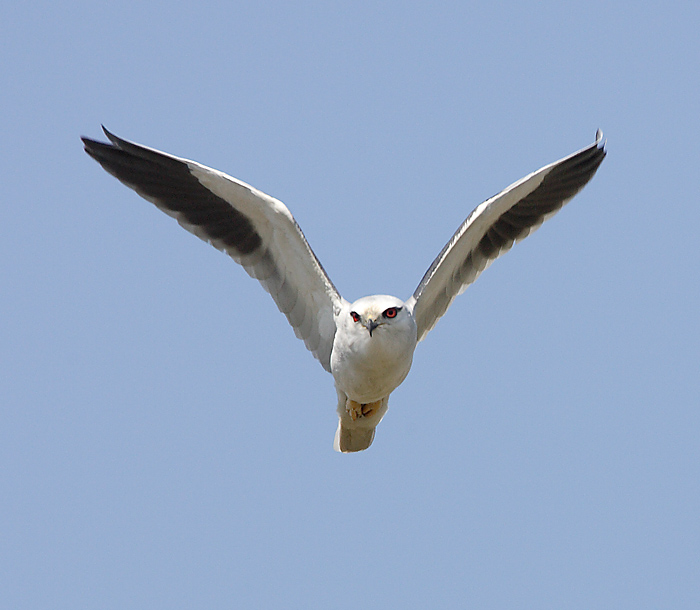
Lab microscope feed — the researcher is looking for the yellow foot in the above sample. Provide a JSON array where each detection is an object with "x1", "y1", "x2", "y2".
[
  {"x1": 361, "y1": 403, "x2": 375, "y2": 417},
  {"x1": 346, "y1": 399, "x2": 382, "y2": 420},
  {"x1": 346, "y1": 399, "x2": 361, "y2": 421}
]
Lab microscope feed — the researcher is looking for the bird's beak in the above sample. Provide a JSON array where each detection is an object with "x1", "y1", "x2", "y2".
[{"x1": 366, "y1": 318, "x2": 379, "y2": 337}]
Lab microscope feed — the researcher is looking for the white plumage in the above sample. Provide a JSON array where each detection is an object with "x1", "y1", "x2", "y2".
[{"x1": 83, "y1": 128, "x2": 605, "y2": 452}]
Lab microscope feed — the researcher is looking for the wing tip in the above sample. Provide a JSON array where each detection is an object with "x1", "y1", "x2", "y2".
[
  {"x1": 595, "y1": 128, "x2": 607, "y2": 153},
  {"x1": 80, "y1": 132, "x2": 109, "y2": 160},
  {"x1": 81, "y1": 125, "x2": 119, "y2": 157},
  {"x1": 79, "y1": 125, "x2": 132, "y2": 153},
  {"x1": 102, "y1": 125, "x2": 122, "y2": 146}
]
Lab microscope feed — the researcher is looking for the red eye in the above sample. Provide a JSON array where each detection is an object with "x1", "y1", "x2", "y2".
[
  {"x1": 383, "y1": 307, "x2": 398, "y2": 319},
  {"x1": 350, "y1": 311, "x2": 361, "y2": 323}
]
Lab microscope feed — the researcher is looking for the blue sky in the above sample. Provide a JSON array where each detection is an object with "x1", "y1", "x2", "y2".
[{"x1": 2, "y1": 1, "x2": 699, "y2": 608}]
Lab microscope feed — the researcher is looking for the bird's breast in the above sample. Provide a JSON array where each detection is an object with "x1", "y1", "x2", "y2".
[{"x1": 330, "y1": 327, "x2": 416, "y2": 404}]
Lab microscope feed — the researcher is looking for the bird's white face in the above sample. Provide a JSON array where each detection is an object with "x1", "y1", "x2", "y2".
[{"x1": 345, "y1": 295, "x2": 415, "y2": 341}]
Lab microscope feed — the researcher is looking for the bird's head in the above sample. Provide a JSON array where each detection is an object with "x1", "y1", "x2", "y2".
[{"x1": 346, "y1": 295, "x2": 416, "y2": 341}]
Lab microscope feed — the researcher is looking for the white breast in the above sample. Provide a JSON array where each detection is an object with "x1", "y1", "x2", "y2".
[{"x1": 330, "y1": 304, "x2": 418, "y2": 403}]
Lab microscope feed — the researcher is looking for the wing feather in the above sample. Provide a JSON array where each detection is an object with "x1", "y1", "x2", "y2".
[
  {"x1": 407, "y1": 131, "x2": 606, "y2": 342},
  {"x1": 82, "y1": 127, "x2": 345, "y2": 371}
]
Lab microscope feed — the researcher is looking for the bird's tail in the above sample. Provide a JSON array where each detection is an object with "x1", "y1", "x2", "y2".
[{"x1": 334, "y1": 423, "x2": 376, "y2": 453}]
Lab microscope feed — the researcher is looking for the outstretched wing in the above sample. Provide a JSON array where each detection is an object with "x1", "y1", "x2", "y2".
[
  {"x1": 82, "y1": 127, "x2": 346, "y2": 371},
  {"x1": 406, "y1": 131, "x2": 606, "y2": 342}
]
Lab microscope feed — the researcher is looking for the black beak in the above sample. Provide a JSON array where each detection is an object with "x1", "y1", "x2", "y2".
[{"x1": 367, "y1": 320, "x2": 379, "y2": 337}]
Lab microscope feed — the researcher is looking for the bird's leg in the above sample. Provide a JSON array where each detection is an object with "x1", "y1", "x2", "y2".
[
  {"x1": 345, "y1": 399, "x2": 362, "y2": 421},
  {"x1": 346, "y1": 398, "x2": 382, "y2": 420},
  {"x1": 361, "y1": 402, "x2": 378, "y2": 417}
]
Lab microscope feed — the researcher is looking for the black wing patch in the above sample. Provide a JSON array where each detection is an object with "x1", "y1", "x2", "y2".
[
  {"x1": 477, "y1": 140, "x2": 606, "y2": 258},
  {"x1": 82, "y1": 128, "x2": 262, "y2": 255}
]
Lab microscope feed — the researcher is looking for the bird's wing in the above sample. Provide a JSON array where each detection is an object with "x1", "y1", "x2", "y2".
[
  {"x1": 82, "y1": 127, "x2": 346, "y2": 372},
  {"x1": 406, "y1": 131, "x2": 606, "y2": 342}
]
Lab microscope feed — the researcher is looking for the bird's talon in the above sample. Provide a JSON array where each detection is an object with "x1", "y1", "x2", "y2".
[{"x1": 346, "y1": 399, "x2": 362, "y2": 421}]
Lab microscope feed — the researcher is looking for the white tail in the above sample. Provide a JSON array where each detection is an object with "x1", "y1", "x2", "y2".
[{"x1": 334, "y1": 423, "x2": 376, "y2": 453}]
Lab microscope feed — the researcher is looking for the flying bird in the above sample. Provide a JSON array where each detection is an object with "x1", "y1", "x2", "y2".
[{"x1": 82, "y1": 127, "x2": 605, "y2": 452}]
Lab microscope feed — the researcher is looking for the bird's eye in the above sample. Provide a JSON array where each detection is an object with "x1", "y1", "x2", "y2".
[
  {"x1": 383, "y1": 307, "x2": 400, "y2": 319},
  {"x1": 350, "y1": 311, "x2": 361, "y2": 323}
]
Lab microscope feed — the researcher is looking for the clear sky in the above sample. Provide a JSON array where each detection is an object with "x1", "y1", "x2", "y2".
[{"x1": 2, "y1": 2, "x2": 699, "y2": 608}]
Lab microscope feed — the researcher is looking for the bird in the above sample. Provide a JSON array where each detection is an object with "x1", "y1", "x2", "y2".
[{"x1": 82, "y1": 127, "x2": 605, "y2": 452}]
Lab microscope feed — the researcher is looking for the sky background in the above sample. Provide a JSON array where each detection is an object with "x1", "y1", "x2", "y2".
[{"x1": 2, "y1": 1, "x2": 699, "y2": 608}]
